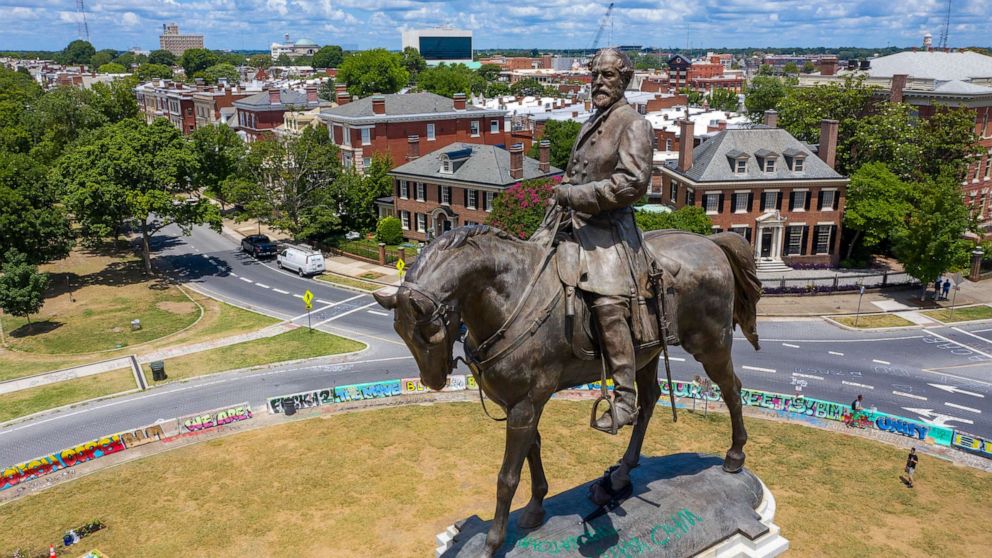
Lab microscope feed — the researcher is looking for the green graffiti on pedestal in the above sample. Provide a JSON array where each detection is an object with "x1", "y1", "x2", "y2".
[{"x1": 514, "y1": 508, "x2": 702, "y2": 556}]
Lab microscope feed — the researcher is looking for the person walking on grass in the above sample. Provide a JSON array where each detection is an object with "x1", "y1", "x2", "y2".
[{"x1": 904, "y1": 447, "x2": 919, "y2": 488}]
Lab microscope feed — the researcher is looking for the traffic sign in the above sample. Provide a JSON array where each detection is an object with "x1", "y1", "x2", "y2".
[
  {"x1": 396, "y1": 259, "x2": 406, "y2": 277},
  {"x1": 951, "y1": 272, "x2": 964, "y2": 286},
  {"x1": 302, "y1": 289, "x2": 314, "y2": 309}
]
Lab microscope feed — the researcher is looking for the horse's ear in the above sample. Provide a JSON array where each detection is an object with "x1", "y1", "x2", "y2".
[{"x1": 373, "y1": 289, "x2": 398, "y2": 310}]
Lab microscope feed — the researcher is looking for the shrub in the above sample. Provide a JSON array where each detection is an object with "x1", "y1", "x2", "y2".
[
  {"x1": 487, "y1": 177, "x2": 558, "y2": 239},
  {"x1": 376, "y1": 216, "x2": 403, "y2": 245}
]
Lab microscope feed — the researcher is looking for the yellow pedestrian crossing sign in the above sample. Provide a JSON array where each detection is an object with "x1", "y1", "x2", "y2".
[
  {"x1": 302, "y1": 289, "x2": 314, "y2": 310},
  {"x1": 396, "y1": 259, "x2": 406, "y2": 277}
]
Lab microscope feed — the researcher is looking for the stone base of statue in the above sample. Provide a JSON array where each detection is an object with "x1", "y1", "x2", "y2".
[{"x1": 436, "y1": 453, "x2": 788, "y2": 557}]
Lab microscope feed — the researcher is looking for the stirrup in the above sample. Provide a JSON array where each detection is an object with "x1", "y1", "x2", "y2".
[{"x1": 590, "y1": 394, "x2": 619, "y2": 435}]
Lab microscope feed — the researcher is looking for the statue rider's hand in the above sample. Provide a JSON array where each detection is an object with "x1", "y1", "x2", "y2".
[{"x1": 552, "y1": 185, "x2": 570, "y2": 209}]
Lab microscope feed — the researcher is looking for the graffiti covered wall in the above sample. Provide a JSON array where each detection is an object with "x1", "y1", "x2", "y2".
[
  {"x1": 1, "y1": 435, "x2": 127, "y2": 491},
  {"x1": 179, "y1": 403, "x2": 253, "y2": 433},
  {"x1": 952, "y1": 432, "x2": 992, "y2": 459},
  {"x1": 334, "y1": 380, "x2": 402, "y2": 403}
]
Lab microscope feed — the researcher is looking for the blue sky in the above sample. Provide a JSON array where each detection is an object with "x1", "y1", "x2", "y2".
[{"x1": 2, "y1": 0, "x2": 990, "y2": 52}]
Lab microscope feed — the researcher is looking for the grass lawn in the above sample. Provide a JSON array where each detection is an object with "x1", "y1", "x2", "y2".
[
  {"x1": 141, "y1": 327, "x2": 365, "y2": 384},
  {"x1": 922, "y1": 305, "x2": 992, "y2": 323},
  {"x1": 316, "y1": 272, "x2": 384, "y2": 291},
  {"x1": 0, "y1": 369, "x2": 135, "y2": 423},
  {"x1": 1, "y1": 401, "x2": 988, "y2": 557},
  {"x1": 832, "y1": 313, "x2": 915, "y2": 328}
]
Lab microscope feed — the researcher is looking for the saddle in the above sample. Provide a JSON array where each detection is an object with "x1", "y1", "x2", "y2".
[{"x1": 556, "y1": 238, "x2": 681, "y2": 361}]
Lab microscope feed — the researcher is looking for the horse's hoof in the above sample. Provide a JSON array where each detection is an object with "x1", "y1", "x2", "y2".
[
  {"x1": 589, "y1": 483, "x2": 613, "y2": 507},
  {"x1": 723, "y1": 452, "x2": 745, "y2": 473},
  {"x1": 518, "y1": 509, "x2": 545, "y2": 530}
]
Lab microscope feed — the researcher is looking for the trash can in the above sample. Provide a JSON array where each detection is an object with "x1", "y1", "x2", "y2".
[
  {"x1": 131, "y1": 319, "x2": 141, "y2": 331},
  {"x1": 150, "y1": 360, "x2": 166, "y2": 381},
  {"x1": 283, "y1": 399, "x2": 296, "y2": 416}
]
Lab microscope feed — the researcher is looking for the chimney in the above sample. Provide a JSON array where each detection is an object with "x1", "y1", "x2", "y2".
[
  {"x1": 335, "y1": 83, "x2": 347, "y2": 95},
  {"x1": 820, "y1": 56, "x2": 837, "y2": 76},
  {"x1": 890, "y1": 74, "x2": 908, "y2": 103},
  {"x1": 269, "y1": 88, "x2": 281, "y2": 105},
  {"x1": 372, "y1": 95, "x2": 386, "y2": 114},
  {"x1": 571, "y1": 110, "x2": 578, "y2": 118},
  {"x1": 336, "y1": 92, "x2": 350, "y2": 105},
  {"x1": 407, "y1": 135, "x2": 420, "y2": 161},
  {"x1": 818, "y1": 119, "x2": 839, "y2": 170},
  {"x1": 763, "y1": 109, "x2": 778, "y2": 128},
  {"x1": 583, "y1": 99, "x2": 591, "y2": 112},
  {"x1": 538, "y1": 140, "x2": 550, "y2": 173},
  {"x1": 678, "y1": 119, "x2": 694, "y2": 172},
  {"x1": 306, "y1": 85, "x2": 318, "y2": 103},
  {"x1": 453, "y1": 93, "x2": 466, "y2": 110},
  {"x1": 509, "y1": 143, "x2": 524, "y2": 179}
]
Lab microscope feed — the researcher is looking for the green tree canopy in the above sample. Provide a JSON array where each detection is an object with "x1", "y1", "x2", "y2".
[
  {"x1": 89, "y1": 49, "x2": 117, "y2": 68},
  {"x1": 337, "y1": 154, "x2": 393, "y2": 233},
  {"x1": 417, "y1": 63, "x2": 486, "y2": 97},
  {"x1": 477, "y1": 63, "x2": 502, "y2": 82},
  {"x1": 55, "y1": 118, "x2": 221, "y2": 271},
  {"x1": 0, "y1": 68, "x2": 43, "y2": 154},
  {"x1": 97, "y1": 62, "x2": 126, "y2": 74},
  {"x1": 802, "y1": 61, "x2": 815, "y2": 74},
  {"x1": 198, "y1": 63, "x2": 239, "y2": 84},
  {"x1": 510, "y1": 78, "x2": 545, "y2": 97},
  {"x1": 376, "y1": 216, "x2": 403, "y2": 245},
  {"x1": 707, "y1": 88, "x2": 739, "y2": 111},
  {"x1": 60, "y1": 40, "x2": 95, "y2": 64},
  {"x1": 487, "y1": 178, "x2": 558, "y2": 239},
  {"x1": 527, "y1": 119, "x2": 581, "y2": 170},
  {"x1": 148, "y1": 49, "x2": 177, "y2": 66},
  {"x1": 337, "y1": 49, "x2": 410, "y2": 97},
  {"x1": 0, "y1": 249, "x2": 49, "y2": 323},
  {"x1": 136, "y1": 63, "x2": 174, "y2": 81},
  {"x1": 178, "y1": 48, "x2": 220, "y2": 77},
  {"x1": 112, "y1": 51, "x2": 143, "y2": 68},
  {"x1": 276, "y1": 53, "x2": 292, "y2": 66},
  {"x1": 635, "y1": 206, "x2": 713, "y2": 235},
  {"x1": 247, "y1": 53, "x2": 271, "y2": 69},
  {"x1": 313, "y1": 45, "x2": 345, "y2": 69},
  {"x1": 486, "y1": 82, "x2": 511, "y2": 97},
  {"x1": 782, "y1": 61, "x2": 800, "y2": 75},
  {"x1": 843, "y1": 162, "x2": 914, "y2": 259},
  {"x1": 401, "y1": 47, "x2": 427, "y2": 82},
  {"x1": 317, "y1": 79, "x2": 336, "y2": 101},
  {"x1": 0, "y1": 152, "x2": 73, "y2": 264},
  {"x1": 189, "y1": 124, "x2": 245, "y2": 206},
  {"x1": 744, "y1": 75, "x2": 787, "y2": 122}
]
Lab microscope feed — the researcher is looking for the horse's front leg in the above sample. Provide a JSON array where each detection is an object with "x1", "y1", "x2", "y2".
[
  {"x1": 519, "y1": 429, "x2": 548, "y2": 529},
  {"x1": 484, "y1": 400, "x2": 539, "y2": 558}
]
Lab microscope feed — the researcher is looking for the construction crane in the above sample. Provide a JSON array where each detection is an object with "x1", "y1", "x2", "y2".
[
  {"x1": 937, "y1": 0, "x2": 951, "y2": 49},
  {"x1": 590, "y1": 2, "x2": 615, "y2": 51},
  {"x1": 75, "y1": 0, "x2": 90, "y2": 42}
]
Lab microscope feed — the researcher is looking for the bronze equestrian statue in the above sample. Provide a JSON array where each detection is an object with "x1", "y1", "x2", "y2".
[{"x1": 373, "y1": 48, "x2": 762, "y2": 558}]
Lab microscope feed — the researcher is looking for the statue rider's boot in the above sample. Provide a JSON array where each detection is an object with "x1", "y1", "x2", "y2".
[{"x1": 592, "y1": 299, "x2": 638, "y2": 434}]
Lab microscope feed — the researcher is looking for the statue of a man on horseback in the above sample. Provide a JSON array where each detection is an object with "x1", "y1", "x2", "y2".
[{"x1": 535, "y1": 47, "x2": 655, "y2": 434}]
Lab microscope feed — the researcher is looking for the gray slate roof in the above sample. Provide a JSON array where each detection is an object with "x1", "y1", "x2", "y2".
[
  {"x1": 234, "y1": 89, "x2": 326, "y2": 109},
  {"x1": 866, "y1": 51, "x2": 992, "y2": 82},
  {"x1": 932, "y1": 79, "x2": 992, "y2": 95},
  {"x1": 670, "y1": 128, "x2": 844, "y2": 183},
  {"x1": 321, "y1": 92, "x2": 497, "y2": 120},
  {"x1": 390, "y1": 143, "x2": 562, "y2": 188}
]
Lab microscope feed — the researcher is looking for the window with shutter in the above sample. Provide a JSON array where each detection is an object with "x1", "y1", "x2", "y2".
[
  {"x1": 791, "y1": 191, "x2": 806, "y2": 211},
  {"x1": 705, "y1": 193, "x2": 720, "y2": 213},
  {"x1": 821, "y1": 190, "x2": 836, "y2": 210},
  {"x1": 762, "y1": 191, "x2": 776, "y2": 212}
]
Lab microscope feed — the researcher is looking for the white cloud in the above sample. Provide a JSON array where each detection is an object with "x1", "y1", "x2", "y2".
[{"x1": 121, "y1": 11, "x2": 140, "y2": 27}]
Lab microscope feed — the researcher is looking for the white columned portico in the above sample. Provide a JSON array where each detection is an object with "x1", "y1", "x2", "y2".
[{"x1": 754, "y1": 210, "x2": 787, "y2": 262}]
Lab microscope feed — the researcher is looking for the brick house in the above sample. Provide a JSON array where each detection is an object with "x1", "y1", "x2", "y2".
[
  {"x1": 386, "y1": 140, "x2": 562, "y2": 242},
  {"x1": 657, "y1": 115, "x2": 849, "y2": 269},
  {"x1": 318, "y1": 91, "x2": 510, "y2": 173},
  {"x1": 135, "y1": 80, "x2": 197, "y2": 134},
  {"x1": 192, "y1": 85, "x2": 255, "y2": 129},
  {"x1": 233, "y1": 86, "x2": 329, "y2": 142}
]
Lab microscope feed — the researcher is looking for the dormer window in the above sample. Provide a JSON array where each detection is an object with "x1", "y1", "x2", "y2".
[
  {"x1": 782, "y1": 148, "x2": 806, "y2": 172},
  {"x1": 754, "y1": 149, "x2": 778, "y2": 173},
  {"x1": 735, "y1": 159, "x2": 747, "y2": 174},
  {"x1": 441, "y1": 157, "x2": 452, "y2": 174},
  {"x1": 764, "y1": 159, "x2": 776, "y2": 172},
  {"x1": 726, "y1": 149, "x2": 749, "y2": 175},
  {"x1": 793, "y1": 158, "x2": 804, "y2": 172}
]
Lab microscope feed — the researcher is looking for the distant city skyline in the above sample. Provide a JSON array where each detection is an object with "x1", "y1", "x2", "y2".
[{"x1": 1, "y1": 0, "x2": 991, "y2": 52}]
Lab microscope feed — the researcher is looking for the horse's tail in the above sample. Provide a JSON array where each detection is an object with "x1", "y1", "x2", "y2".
[{"x1": 710, "y1": 232, "x2": 761, "y2": 351}]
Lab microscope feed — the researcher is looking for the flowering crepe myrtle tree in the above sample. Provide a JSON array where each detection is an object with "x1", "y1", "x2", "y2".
[{"x1": 486, "y1": 177, "x2": 560, "y2": 239}]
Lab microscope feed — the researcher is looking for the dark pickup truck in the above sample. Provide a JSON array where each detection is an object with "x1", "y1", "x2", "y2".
[{"x1": 241, "y1": 234, "x2": 278, "y2": 258}]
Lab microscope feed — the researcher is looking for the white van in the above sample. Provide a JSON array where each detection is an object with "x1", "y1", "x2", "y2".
[{"x1": 277, "y1": 246, "x2": 325, "y2": 277}]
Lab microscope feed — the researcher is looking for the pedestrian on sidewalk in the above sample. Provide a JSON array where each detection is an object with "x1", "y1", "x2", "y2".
[
  {"x1": 942, "y1": 279, "x2": 951, "y2": 301},
  {"x1": 903, "y1": 447, "x2": 919, "y2": 488}
]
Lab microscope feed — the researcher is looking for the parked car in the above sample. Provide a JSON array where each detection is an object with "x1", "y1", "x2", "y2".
[
  {"x1": 277, "y1": 246, "x2": 325, "y2": 277},
  {"x1": 241, "y1": 234, "x2": 278, "y2": 259}
]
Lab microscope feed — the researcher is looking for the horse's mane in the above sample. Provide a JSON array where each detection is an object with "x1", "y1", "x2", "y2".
[{"x1": 406, "y1": 225, "x2": 518, "y2": 281}]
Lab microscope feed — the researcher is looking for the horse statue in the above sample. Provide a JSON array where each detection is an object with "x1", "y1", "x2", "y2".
[{"x1": 373, "y1": 225, "x2": 762, "y2": 557}]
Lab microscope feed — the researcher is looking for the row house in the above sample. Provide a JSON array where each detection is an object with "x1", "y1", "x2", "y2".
[
  {"x1": 318, "y1": 91, "x2": 511, "y2": 173},
  {"x1": 135, "y1": 80, "x2": 197, "y2": 134},
  {"x1": 192, "y1": 85, "x2": 256, "y2": 128},
  {"x1": 666, "y1": 55, "x2": 744, "y2": 94},
  {"x1": 385, "y1": 140, "x2": 562, "y2": 241},
  {"x1": 657, "y1": 114, "x2": 848, "y2": 269},
  {"x1": 232, "y1": 86, "x2": 329, "y2": 142}
]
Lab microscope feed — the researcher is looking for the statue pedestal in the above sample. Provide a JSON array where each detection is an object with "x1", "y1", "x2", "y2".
[{"x1": 436, "y1": 453, "x2": 788, "y2": 557}]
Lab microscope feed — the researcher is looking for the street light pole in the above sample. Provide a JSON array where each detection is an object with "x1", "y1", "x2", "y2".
[{"x1": 855, "y1": 284, "x2": 865, "y2": 327}]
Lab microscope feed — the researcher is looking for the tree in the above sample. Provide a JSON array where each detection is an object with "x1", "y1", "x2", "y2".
[
  {"x1": 0, "y1": 68, "x2": 42, "y2": 154},
  {"x1": 60, "y1": 40, "x2": 95, "y2": 64},
  {"x1": 217, "y1": 52, "x2": 246, "y2": 66},
  {"x1": 527, "y1": 119, "x2": 581, "y2": 169},
  {"x1": 401, "y1": 47, "x2": 427, "y2": 82},
  {"x1": 89, "y1": 78, "x2": 140, "y2": 123},
  {"x1": 782, "y1": 61, "x2": 800, "y2": 75},
  {"x1": 56, "y1": 118, "x2": 221, "y2": 271},
  {"x1": 247, "y1": 53, "x2": 271, "y2": 69},
  {"x1": 89, "y1": 49, "x2": 117, "y2": 68},
  {"x1": 178, "y1": 48, "x2": 219, "y2": 77},
  {"x1": 23, "y1": 86, "x2": 109, "y2": 162},
  {"x1": 707, "y1": 88, "x2": 739, "y2": 112},
  {"x1": 317, "y1": 79, "x2": 336, "y2": 101},
  {"x1": 0, "y1": 249, "x2": 49, "y2": 324},
  {"x1": 678, "y1": 87, "x2": 703, "y2": 106},
  {"x1": 486, "y1": 82, "x2": 511, "y2": 97},
  {"x1": 802, "y1": 61, "x2": 815, "y2": 74},
  {"x1": 892, "y1": 172, "x2": 972, "y2": 296},
  {"x1": 112, "y1": 51, "x2": 142, "y2": 68},
  {"x1": 313, "y1": 45, "x2": 345, "y2": 69},
  {"x1": 417, "y1": 63, "x2": 486, "y2": 97},
  {"x1": 276, "y1": 53, "x2": 292, "y2": 66},
  {"x1": 189, "y1": 124, "x2": 245, "y2": 207},
  {"x1": 478, "y1": 63, "x2": 502, "y2": 82},
  {"x1": 376, "y1": 216, "x2": 403, "y2": 245},
  {"x1": 0, "y1": 153, "x2": 73, "y2": 264},
  {"x1": 757, "y1": 64, "x2": 774, "y2": 76},
  {"x1": 487, "y1": 178, "x2": 558, "y2": 239},
  {"x1": 337, "y1": 154, "x2": 393, "y2": 232},
  {"x1": 199, "y1": 63, "x2": 239, "y2": 84},
  {"x1": 635, "y1": 206, "x2": 713, "y2": 235},
  {"x1": 510, "y1": 78, "x2": 545, "y2": 97},
  {"x1": 744, "y1": 75, "x2": 786, "y2": 121},
  {"x1": 136, "y1": 63, "x2": 173, "y2": 81},
  {"x1": 337, "y1": 49, "x2": 409, "y2": 97},
  {"x1": 148, "y1": 49, "x2": 177, "y2": 66},
  {"x1": 97, "y1": 62, "x2": 126, "y2": 74},
  {"x1": 843, "y1": 162, "x2": 914, "y2": 260}
]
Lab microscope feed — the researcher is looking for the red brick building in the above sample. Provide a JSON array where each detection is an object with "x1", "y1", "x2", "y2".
[
  {"x1": 386, "y1": 141, "x2": 562, "y2": 241},
  {"x1": 657, "y1": 115, "x2": 849, "y2": 269},
  {"x1": 233, "y1": 86, "x2": 329, "y2": 142},
  {"x1": 192, "y1": 85, "x2": 255, "y2": 128},
  {"x1": 666, "y1": 55, "x2": 744, "y2": 94},
  {"x1": 318, "y1": 92, "x2": 510, "y2": 173},
  {"x1": 135, "y1": 80, "x2": 197, "y2": 134}
]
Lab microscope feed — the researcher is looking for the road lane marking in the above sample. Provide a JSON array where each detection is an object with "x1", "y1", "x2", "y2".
[
  {"x1": 828, "y1": 351, "x2": 845, "y2": 356},
  {"x1": 892, "y1": 391, "x2": 927, "y2": 401},
  {"x1": 667, "y1": 356, "x2": 686, "y2": 362},
  {"x1": 952, "y1": 327, "x2": 992, "y2": 345},
  {"x1": 312, "y1": 302, "x2": 380, "y2": 327},
  {"x1": 872, "y1": 359, "x2": 891, "y2": 365},
  {"x1": 742, "y1": 365, "x2": 776, "y2": 373},
  {"x1": 842, "y1": 381, "x2": 874, "y2": 389},
  {"x1": 945, "y1": 402, "x2": 982, "y2": 414},
  {"x1": 973, "y1": 327, "x2": 992, "y2": 333},
  {"x1": 230, "y1": 272, "x2": 239, "y2": 277},
  {"x1": 239, "y1": 277, "x2": 253, "y2": 283},
  {"x1": 293, "y1": 294, "x2": 303, "y2": 298},
  {"x1": 288, "y1": 293, "x2": 366, "y2": 322},
  {"x1": 273, "y1": 288, "x2": 289, "y2": 295},
  {"x1": 255, "y1": 283, "x2": 270, "y2": 289},
  {"x1": 927, "y1": 383, "x2": 985, "y2": 398},
  {"x1": 367, "y1": 310, "x2": 390, "y2": 316},
  {"x1": 781, "y1": 343, "x2": 800, "y2": 348},
  {"x1": 923, "y1": 329, "x2": 992, "y2": 359},
  {"x1": 792, "y1": 373, "x2": 824, "y2": 380}
]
